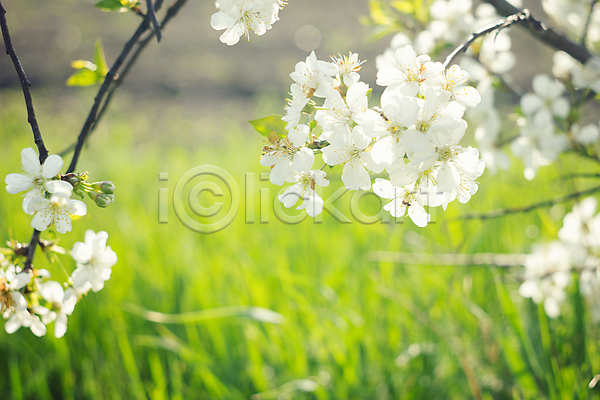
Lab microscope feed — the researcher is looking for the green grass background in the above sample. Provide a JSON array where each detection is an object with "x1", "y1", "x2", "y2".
[{"x1": 0, "y1": 85, "x2": 599, "y2": 400}]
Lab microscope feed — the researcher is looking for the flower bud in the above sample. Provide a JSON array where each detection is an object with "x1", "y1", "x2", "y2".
[
  {"x1": 88, "y1": 192, "x2": 114, "y2": 208},
  {"x1": 62, "y1": 173, "x2": 81, "y2": 188},
  {"x1": 91, "y1": 181, "x2": 115, "y2": 194}
]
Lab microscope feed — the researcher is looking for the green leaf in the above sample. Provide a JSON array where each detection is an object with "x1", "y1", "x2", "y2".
[
  {"x1": 390, "y1": 0, "x2": 413, "y2": 13},
  {"x1": 67, "y1": 68, "x2": 100, "y2": 87},
  {"x1": 93, "y1": 39, "x2": 109, "y2": 77},
  {"x1": 70, "y1": 60, "x2": 96, "y2": 70},
  {"x1": 249, "y1": 115, "x2": 288, "y2": 138},
  {"x1": 95, "y1": 0, "x2": 124, "y2": 11}
]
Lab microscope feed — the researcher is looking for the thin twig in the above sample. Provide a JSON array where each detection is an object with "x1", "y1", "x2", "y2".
[
  {"x1": 485, "y1": 0, "x2": 593, "y2": 65},
  {"x1": 443, "y1": 9, "x2": 538, "y2": 68},
  {"x1": 455, "y1": 184, "x2": 600, "y2": 220},
  {"x1": 60, "y1": 0, "x2": 186, "y2": 160},
  {"x1": 368, "y1": 251, "x2": 526, "y2": 267},
  {"x1": 560, "y1": 173, "x2": 600, "y2": 180},
  {"x1": 581, "y1": 0, "x2": 598, "y2": 45},
  {"x1": 146, "y1": 0, "x2": 162, "y2": 42},
  {"x1": 0, "y1": 1, "x2": 48, "y2": 164},
  {"x1": 67, "y1": 19, "x2": 151, "y2": 173}
]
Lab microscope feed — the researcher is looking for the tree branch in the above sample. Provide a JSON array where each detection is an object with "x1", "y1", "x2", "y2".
[
  {"x1": 22, "y1": 229, "x2": 40, "y2": 272},
  {"x1": 443, "y1": 9, "x2": 539, "y2": 69},
  {"x1": 581, "y1": 0, "x2": 598, "y2": 45},
  {"x1": 0, "y1": 1, "x2": 48, "y2": 164},
  {"x1": 64, "y1": 0, "x2": 187, "y2": 167},
  {"x1": 66, "y1": 19, "x2": 151, "y2": 173},
  {"x1": 146, "y1": 0, "x2": 162, "y2": 42},
  {"x1": 455, "y1": 184, "x2": 600, "y2": 220},
  {"x1": 484, "y1": 0, "x2": 593, "y2": 65}
]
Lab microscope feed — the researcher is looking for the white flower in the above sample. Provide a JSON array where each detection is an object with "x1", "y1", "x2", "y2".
[
  {"x1": 427, "y1": 121, "x2": 483, "y2": 193},
  {"x1": 542, "y1": 0, "x2": 591, "y2": 40},
  {"x1": 278, "y1": 170, "x2": 330, "y2": 217},
  {"x1": 260, "y1": 135, "x2": 315, "y2": 185},
  {"x1": 211, "y1": 0, "x2": 285, "y2": 45},
  {"x1": 428, "y1": 0, "x2": 474, "y2": 43},
  {"x1": 519, "y1": 241, "x2": 571, "y2": 318},
  {"x1": 38, "y1": 281, "x2": 77, "y2": 338},
  {"x1": 370, "y1": 94, "x2": 422, "y2": 168},
  {"x1": 315, "y1": 82, "x2": 371, "y2": 146},
  {"x1": 289, "y1": 51, "x2": 337, "y2": 99},
  {"x1": 559, "y1": 197, "x2": 600, "y2": 250},
  {"x1": 71, "y1": 230, "x2": 118, "y2": 293},
  {"x1": 552, "y1": 51, "x2": 579, "y2": 80},
  {"x1": 4, "y1": 292, "x2": 46, "y2": 337},
  {"x1": 572, "y1": 122, "x2": 600, "y2": 145},
  {"x1": 5, "y1": 147, "x2": 64, "y2": 214},
  {"x1": 510, "y1": 115, "x2": 568, "y2": 180},
  {"x1": 372, "y1": 179, "x2": 442, "y2": 227},
  {"x1": 580, "y1": 267, "x2": 600, "y2": 322},
  {"x1": 478, "y1": 30, "x2": 515, "y2": 74},
  {"x1": 0, "y1": 267, "x2": 45, "y2": 337},
  {"x1": 321, "y1": 129, "x2": 382, "y2": 191},
  {"x1": 426, "y1": 65, "x2": 481, "y2": 109},
  {"x1": 521, "y1": 74, "x2": 569, "y2": 121},
  {"x1": 330, "y1": 52, "x2": 365, "y2": 87},
  {"x1": 376, "y1": 32, "x2": 435, "y2": 71},
  {"x1": 376, "y1": 45, "x2": 443, "y2": 96},
  {"x1": 28, "y1": 182, "x2": 87, "y2": 234},
  {"x1": 571, "y1": 57, "x2": 600, "y2": 92}
]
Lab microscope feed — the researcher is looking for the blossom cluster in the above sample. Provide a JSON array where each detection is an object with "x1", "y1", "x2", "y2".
[
  {"x1": 519, "y1": 197, "x2": 600, "y2": 320},
  {"x1": 0, "y1": 231, "x2": 117, "y2": 337},
  {"x1": 375, "y1": 0, "x2": 600, "y2": 182},
  {"x1": 259, "y1": 48, "x2": 486, "y2": 226},
  {"x1": 2, "y1": 148, "x2": 117, "y2": 337},
  {"x1": 210, "y1": 0, "x2": 286, "y2": 45}
]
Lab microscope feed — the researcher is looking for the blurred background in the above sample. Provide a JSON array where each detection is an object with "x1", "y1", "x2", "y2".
[{"x1": 0, "y1": 0, "x2": 598, "y2": 399}]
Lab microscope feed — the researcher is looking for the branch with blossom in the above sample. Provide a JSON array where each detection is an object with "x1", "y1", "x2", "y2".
[{"x1": 0, "y1": 0, "x2": 193, "y2": 338}]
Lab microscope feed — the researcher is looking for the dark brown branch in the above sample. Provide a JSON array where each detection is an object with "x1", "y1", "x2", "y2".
[
  {"x1": 22, "y1": 229, "x2": 40, "y2": 272},
  {"x1": 456, "y1": 184, "x2": 600, "y2": 220},
  {"x1": 581, "y1": 0, "x2": 598, "y2": 45},
  {"x1": 443, "y1": 9, "x2": 539, "y2": 68},
  {"x1": 0, "y1": 1, "x2": 48, "y2": 164},
  {"x1": 62, "y1": 0, "x2": 187, "y2": 163},
  {"x1": 485, "y1": 0, "x2": 593, "y2": 65},
  {"x1": 67, "y1": 19, "x2": 151, "y2": 173},
  {"x1": 146, "y1": 0, "x2": 162, "y2": 42}
]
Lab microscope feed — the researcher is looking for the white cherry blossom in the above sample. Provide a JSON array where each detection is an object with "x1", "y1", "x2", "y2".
[
  {"x1": 521, "y1": 74, "x2": 569, "y2": 121},
  {"x1": 278, "y1": 170, "x2": 329, "y2": 217},
  {"x1": 376, "y1": 45, "x2": 443, "y2": 96},
  {"x1": 519, "y1": 241, "x2": 571, "y2": 318},
  {"x1": 38, "y1": 281, "x2": 77, "y2": 338},
  {"x1": 71, "y1": 230, "x2": 118, "y2": 294},
  {"x1": 372, "y1": 179, "x2": 442, "y2": 227},
  {"x1": 260, "y1": 136, "x2": 315, "y2": 185},
  {"x1": 330, "y1": 52, "x2": 365, "y2": 87},
  {"x1": 321, "y1": 130, "x2": 382, "y2": 191},
  {"x1": 316, "y1": 81, "x2": 371, "y2": 147},
  {"x1": 28, "y1": 182, "x2": 87, "y2": 234},
  {"x1": 5, "y1": 147, "x2": 64, "y2": 214},
  {"x1": 211, "y1": 0, "x2": 285, "y2": 45}
]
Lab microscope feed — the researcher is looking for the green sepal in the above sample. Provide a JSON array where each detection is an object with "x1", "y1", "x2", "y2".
[{"x1": 249, "y1": 115, "x2": 288, "y2": 138}]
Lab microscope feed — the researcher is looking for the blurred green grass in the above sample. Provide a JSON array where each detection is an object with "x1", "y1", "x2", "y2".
[{"x1": 0, "y1": 90, "x2": 599, "y2": 399}]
